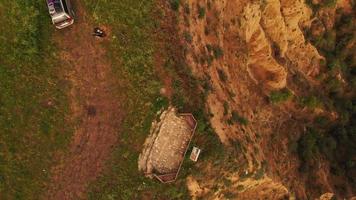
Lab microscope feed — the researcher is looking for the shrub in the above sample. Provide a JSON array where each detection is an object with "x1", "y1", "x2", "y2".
[
  {"x1": 198, "y1": 5, "x2": 206, "y2": 19},
  {"x1": 204, "y1": 26, "x2": 210, "y2": 35},
  {"x1": 183, "y1": 3, "x2": 190, "y2": 14},
  {"x1": 217, "y1": 69, "x2": 228, "y2": 82},
  {"x1": 254, "y1": 167, "x2": 265, "y2": 180},
  {"x1": 223, "y1": 178, "x2": 232, "y2": 187},
  {"x1": 212, "y1": 45, "x2": 224, "y2": 59},
  {"x1": 269, "y1": 88, "x2": 292, "y2": 104},
  {"x1": 183, "y1": 31, "x2": 193, "y2": 43},
  {"x1": 314, "y1": 116, "x2": 329, "y2": 127},
  {"x1": 169, "y1": 0, "x2": 180, "y2": 11},
  {"x1": 230, "y1": 111, "x2": 249, "y2": 125},
  {"x1": 288, "y1": 141, "x2": 298, "y2": 153},
  {"x1": 224, "y1": 191, "x2": 236, "y2": 198},
  {"x1": 298, "y1": 129, "x2": 320, "y2": 162},
  {"x1": 326, "y1": 78, "x2": 342, "y2": 93},
  {"x1": 223, "y1": 101, "x2": 229, "y2": 116},
  {"x1": 237, "y1": 185, "x2": 244, "y2": 191},
  {"x1": 323, "y1": 0, "x2": 337, "y2": 7},
  {"x1": 299, "y1": 95, "x2": 323, "y2": 109},
  {"x1": 318, "y1": 136, "x2": 337, "y2": 159}
]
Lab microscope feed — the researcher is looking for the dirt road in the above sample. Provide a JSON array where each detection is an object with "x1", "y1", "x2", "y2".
[{"x1": 44, "y1": 1, "x2": 121, "y2": 199}]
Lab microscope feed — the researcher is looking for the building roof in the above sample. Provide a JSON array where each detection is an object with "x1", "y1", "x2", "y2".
[{"x1": 138, "y1": 107, "x2": 197, "y2": 183}]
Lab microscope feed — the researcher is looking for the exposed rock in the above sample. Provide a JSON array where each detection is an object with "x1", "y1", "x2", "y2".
[
  {"x1": 233, "y1": 177, "x2": 290, "y2": 200},
  {"x1": 241, "y1": 2, "x2": 287, "y2": 90},
  {"x1": 177, "y1": 0, "x2": 352, "y2": 199},
  {"x1": 318, "y1": 193, "x2": 335, "y2": 200}
]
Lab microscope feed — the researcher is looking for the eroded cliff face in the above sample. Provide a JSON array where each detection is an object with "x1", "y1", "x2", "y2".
[{"x1": 175, "y1": 0, "x2": 354, "y2": 199}]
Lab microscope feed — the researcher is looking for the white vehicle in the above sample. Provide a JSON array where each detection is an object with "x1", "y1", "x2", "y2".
[{"x1": 47, "y1": 0, "x2": 74, "y2": 29}]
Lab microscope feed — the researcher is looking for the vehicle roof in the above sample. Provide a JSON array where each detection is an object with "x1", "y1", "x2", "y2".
[
  {"x1": 47, "y1": 0, "x2": 64, "y2": 15},
  {"x1": 47, "y1": 0, "x2": 57, "y2": 4}
]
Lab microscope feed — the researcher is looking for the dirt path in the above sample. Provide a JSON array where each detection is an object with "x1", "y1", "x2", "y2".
[{"x1": 44, "y1": 1, "x2": 121, "y2": 199}]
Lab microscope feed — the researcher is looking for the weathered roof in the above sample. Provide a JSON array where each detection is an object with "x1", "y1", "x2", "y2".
[{"x1": 138, "y1": 107, "x2": 197, "y2": 183}]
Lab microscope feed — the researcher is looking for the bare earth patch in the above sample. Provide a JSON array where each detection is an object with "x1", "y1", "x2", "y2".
[{"x1": 44, "y1": 1, "x2": 122, "y2": 199}]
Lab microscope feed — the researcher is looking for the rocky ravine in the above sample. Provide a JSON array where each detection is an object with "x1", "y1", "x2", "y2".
[{"x1": 175, "y1": 0, "x2": 354, "y2": 199}]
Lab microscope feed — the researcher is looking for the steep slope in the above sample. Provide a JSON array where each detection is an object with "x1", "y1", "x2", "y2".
[{"x1": 174, "y1": 0, "x2": 355, "y2": 199}]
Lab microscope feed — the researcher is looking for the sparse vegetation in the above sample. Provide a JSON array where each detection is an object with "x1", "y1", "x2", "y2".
[
  {"x1": 169, "y1": 0, "x2": 181, "y2": 11},
  {"x1": 254, "y1": 167, "x2": 265, "y2": 180},
  {"x1": 223, "y1": 191, "x2": 236, "y2": 198},
  {"x1": 305, "y1": 0, "x2": 337, "y2": 11},
  {"x1": 314, "y1": 116, "x2": 329, "y2": 127},
  {"x1": 206, "y1": 44, "x2": 224, "y2": 59},
  {"x1": 212, "y1": 45, "x2": 224, "y2": 59},
  {"x1": 269, "y1": 88, "x2": 292, "y2": 104},
  {"x1": 218, "y1": 69, "x2": 228, "y2": 82},
  {"x1": 198, "y1": 5, "x2": 206, "y2": 19},
  {"x1": 223, "y1": 101, "x2": 229, "y2": 116},
  {"x1": 236, "y1": 185, "x2": 244, "y2": 191},
  {"x1": 299, "y1": 95, "x2": 323, "y2": 109},
  {"x1": 184, "y1": 3, "x2": 190, "y2": 14},
  {"x1": 298, "y1": 129, "x2": 320, "y2": 162},
  {"x1": 183, "y1": 31, "x2": 193, "y2": 43},
  {"x1": 229, "y1": 111, "x2": 249, "y2": 125}
]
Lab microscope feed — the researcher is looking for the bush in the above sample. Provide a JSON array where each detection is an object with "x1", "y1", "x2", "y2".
[
  {"x1": 288, "y1": 141, "x2": 298, "y2": 153},
  {"x1": 217, "y1": 69, "x2": 228, "y2": 82},
  {"x1": 318, "y1": 136, "x2": 337, "y2": 158},
  {"x1": 169, "y1": 0, "x2": 180, "y2": 11},
  {"x1": 223, "y1": 101, "x2": 229, "y2": 116},
  {"x1": 198, "y1": 5, "x2": 206, "y2": 19},
  {"x1": 183, "y1": 31, "x2": 193, "y2": 43},
  {"x1": 323, "y1": 0, "x2": 337, "y2": 7},
  {"x1": 230, "y1": 111, "x2": 249, "y2": 125},
  {"x1": 269, "y1": 88, "x2": 292, "y2": 104},
  {"x1": 314, "y1": 116, "x2": 329, "y2": 127},
  {"x1": 184, "y1": 3, "x2": 190, "y2": 14},
  {"x1": 254, "y1": 167, "x2": 265, "y2": 180},
  {"x1": 298, "y1": 129, "x2": 320, "y2": 162},
  {"x1": 299, "y1": 95, "x2": 323, "y2": 109},
  {"x1": 212, "y1": 45, "x2": 224, "y2": 59},
  {"x1": 223, "y1": 191, "x2": 236, "y2": 198}
]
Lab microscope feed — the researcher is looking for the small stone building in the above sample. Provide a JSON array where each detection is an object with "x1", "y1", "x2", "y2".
[{"x1": 138, "y1": 107, "x2": 197, "y2": 183}]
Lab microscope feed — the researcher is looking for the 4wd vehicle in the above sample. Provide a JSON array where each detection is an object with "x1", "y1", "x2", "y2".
[{"x1": 47, "y1": 0, "x2": 74, "y2": 29}]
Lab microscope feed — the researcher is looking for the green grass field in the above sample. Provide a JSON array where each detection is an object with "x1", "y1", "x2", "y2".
[{"x1": 0, "y1": 0, "x2": 72, "y2": 199}]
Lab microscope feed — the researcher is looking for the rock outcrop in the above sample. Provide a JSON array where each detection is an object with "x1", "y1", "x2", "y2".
[{"x1": 176, "y1": 0, "x2": 334, "y2": 199}]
